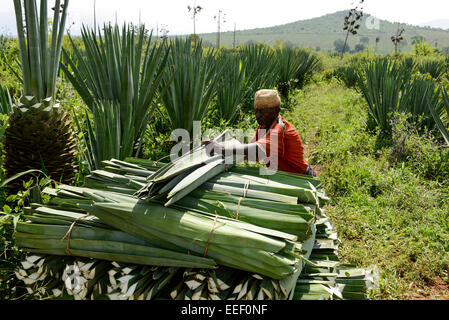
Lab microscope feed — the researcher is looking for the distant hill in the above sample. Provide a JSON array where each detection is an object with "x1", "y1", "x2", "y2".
[{"x1": 199, "y1": 11, "x2": 449, "y2": 54}]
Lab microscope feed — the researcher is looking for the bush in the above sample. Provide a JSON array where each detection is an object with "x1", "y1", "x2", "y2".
[
  {"x1": 358, "y1": 57, "x2": 445, "y2": 135},
  {"x1": 334, "y1": 65, "x2": 361, "y2": 88},
  {"x1": 388, "y1": 113, "x2": 449, "y2": 181},
  {"x1": 413, "y1": 40, "x2": 439, "y2": 58},
  {"x1": 292, "y1": 49, "x2": 321, "y2": 89},
  {"x1": 0, "y1": 177, "x2": 51, "y2": 300},
  {"x1": 0, "y1": 38, "x2": 21, "y2": 96},
  {"x1": 417, "y1": 59, "x2": 447, "y2": 80}
]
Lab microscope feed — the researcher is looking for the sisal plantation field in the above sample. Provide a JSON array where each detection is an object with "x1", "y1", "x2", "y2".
[{"x1": 0, "y1": 0, "x2": 448, "y2": 301}]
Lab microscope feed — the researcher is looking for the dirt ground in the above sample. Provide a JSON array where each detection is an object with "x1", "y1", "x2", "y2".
[{"x1": 406, "y1": 279, "x2": 449, "y2": 300}]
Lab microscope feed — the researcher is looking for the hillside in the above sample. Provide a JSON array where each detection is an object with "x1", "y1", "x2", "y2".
[{"x1": 199, "y1": 11, "x2": 449, "y2": 54}]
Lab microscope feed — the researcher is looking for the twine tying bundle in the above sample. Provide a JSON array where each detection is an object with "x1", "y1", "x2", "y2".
[
  {"x1": 203, "y1": 213, "x2": 219, "y2": 257},
  {"x1": 61, "y1": 214, "x2": 91, "y2": 255},
  {"x1": 235, "y1": 181, "x2": 250, "y2": 221}
]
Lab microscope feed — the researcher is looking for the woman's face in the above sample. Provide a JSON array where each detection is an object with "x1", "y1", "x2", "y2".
[{"x1": 255, "y1": 106, "x2": 280, "y2": 127}]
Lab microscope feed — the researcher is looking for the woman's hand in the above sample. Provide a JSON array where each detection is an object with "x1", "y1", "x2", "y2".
[
  {"x1": 201, "y1": 139, "x2": 213, "y2": 146},
  {"x1": 202, "y1": 139, "x2": 224, "y2": 156}
]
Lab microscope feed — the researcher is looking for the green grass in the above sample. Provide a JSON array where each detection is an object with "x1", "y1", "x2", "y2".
[{"x1": 285, "y1": 79, "x2": 449, "y2": 299}]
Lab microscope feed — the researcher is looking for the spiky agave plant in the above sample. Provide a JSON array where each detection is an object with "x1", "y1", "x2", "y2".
[
  {"x1": 215, "y1": 51, "x2": 247, "y2": 124},
  {"x1": 430, "y1": 88, "x2": 449, "y2": 146},
  {"x1": 238, "y1": 44, "x2": 277, "y2": 110},
  {"x1": 357, "y1": 57, "x2": 409, "y2": 133},
  {"x1": 0, "y1": 85, "x2": 13, "y2": 115},
  {"x1": 61, "y1": 24, "x2": 170, "y2": 170},
  {"x1": 159, "y1": 37, "x2": 218, "y2": 134},
  {"x1": 0, "y1": 85, "x2": 13, "y2": 157},
  {"x1": 4, "y1": 0, "x2": 77, "y2": 191},
  {"x1": 397, "y1": 76, "x2": 443, "y2": 132},
  {"x1": 417, "y1": 60, "x2": 446, "y2": 80},
  {"x1": 334, "y1": 65, "x2": 360, "y2": 88},
  {"x1": 293, "y1": 50, "x2": 320, "y2": 89},
  {"x1": 275, "y1": 47, "x2": 302, "y2": 100}
]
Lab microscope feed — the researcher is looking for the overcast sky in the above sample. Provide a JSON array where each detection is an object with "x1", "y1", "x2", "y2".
[{"x1": 1, "y1": 0, "x2": 449, "y2": 36}]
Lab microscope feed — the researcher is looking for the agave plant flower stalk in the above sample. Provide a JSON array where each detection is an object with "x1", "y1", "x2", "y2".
[{"x1": 341, "y1": 0, "x2": 364, "y2": 58}]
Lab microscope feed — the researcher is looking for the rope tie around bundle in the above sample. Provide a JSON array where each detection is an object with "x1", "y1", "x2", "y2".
[
  {"x1": 203, "y1": 213, "x2": 219, "y2": 257},
  {"x1": 60, "y1": 214, "x2": 91, "y2": 255},
  {"x1": 235, "y1": 181, "x2": 250, "y2": 221}
]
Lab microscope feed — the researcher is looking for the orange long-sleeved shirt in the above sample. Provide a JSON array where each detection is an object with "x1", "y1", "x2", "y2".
[{"x1": 250, "y1": 116, "x2": 308, "y2": 175}]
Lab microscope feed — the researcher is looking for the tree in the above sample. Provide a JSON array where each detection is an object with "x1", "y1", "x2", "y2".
[
  {"x1": 283, "y1": 41, "x2": 295, "y2": 49},
  {"x1": 189, "y1": 34, "x2": 200, "y2": 44},
  {"x1": 414, "y1": 40, "x2": 437, "y2": 56},
  {"x1": 374, "y1": 36, "x2": 380, "y2": 53},
  {"x1": 187, "y1": 1, "x2": 203, "y2": 36},
  {"x1": 360, "y1": 36, "x2": 369, "y2": 44},
  {"x1": 391, "y1": 23, "x2": 405, "y2": 54},
  {"x1": 341, "y1": 0, "x2": 364, "y2": 58},
  {"x1": 354, "y1": 43, "x2": 365, "y2": 52},
  {"x1": 214, "y1": 9, "x2": 226, "y2": 48},
  {"x1": 158, "y1": 24, "x2": 170, "y2": 40},
  {"x1": 411, "y1": 35, "x2": 425, "y2": 45},
  {"x1": 334, "y1": 39, "x2": 350, "y2": 53}
]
